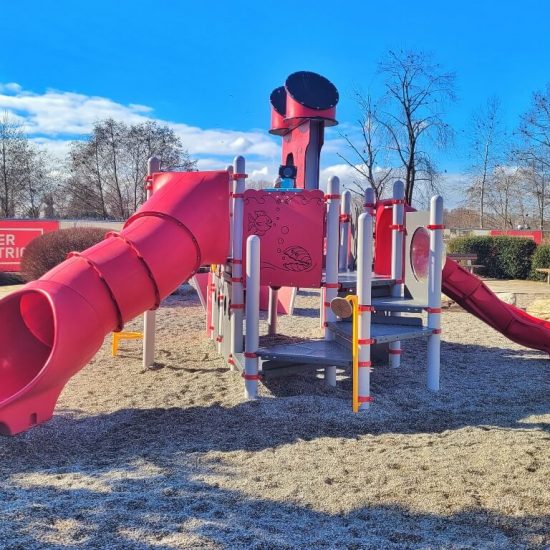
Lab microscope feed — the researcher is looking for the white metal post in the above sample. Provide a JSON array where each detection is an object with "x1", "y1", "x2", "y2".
[
  {"x1": 227, "y1": 164, "x2": 234, "y2": 257},
  {"x1": 230, "y1": 156, "x2": 246, "y2": 370},
  {"x1": 143, "y1": 156, "x2": 160, "y2": 368},
  {"x1": 389, "y1": 180, "x2": 405, "y2": 368},
  {"x1": 427, "y1": 195, "x2": 444, "y2": 391},
  {"x1": 324, "y1": 176, "x2": 341, "y2": 386},
  {"x1": 244, "y1": 235, "x2": 260, "y2": 399},
  {"x1": 357, "y1": 201, "x2": 374, "y2": 410},
  {"x1": 339, "y1": 190, "x2": 351, "y2": 272},
  {"x1": 267, "y1": 287, "x2": 279, "y2": 335}
]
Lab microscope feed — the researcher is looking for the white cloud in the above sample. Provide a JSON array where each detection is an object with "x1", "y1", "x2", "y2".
[
  {"x1": 0, "y1": 82, "x2": 22, "y2": 94},
  {"x1": 0, "y1": 83, "x2": 279, "y2": 160}
]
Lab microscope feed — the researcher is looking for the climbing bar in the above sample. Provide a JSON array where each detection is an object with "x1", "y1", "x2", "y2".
[
  {"x1": 358, "y1": 395, "x2": 375, "y2": 403},
  {"x1": 242, "y1": 373, "x2": 261, "y2": 381},
  {"x1": 427, "y1": 224, "x2": 445, "y2": 230},
  {"x1": 324, "y1": 282, "x2": 340, "y2": 289},
  {"x1": 232, "y1": 173, "x2": 248, "y2": 180}
]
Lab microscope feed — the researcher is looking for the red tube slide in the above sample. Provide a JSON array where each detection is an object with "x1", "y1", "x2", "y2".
[
  {"x1": 443, "y1": 258, "x2": 550, "y2": 355},
  {"x1": 0, "y1": 171, "x2": 230, "y2": 435}
]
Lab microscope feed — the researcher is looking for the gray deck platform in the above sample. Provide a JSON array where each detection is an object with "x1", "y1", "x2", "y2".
[
  {"x1": 328, "y1": 321, "x2": 433, "y2": 346},
  {"x1": 372, "y1": 296, "x2": 429, "y2": 312},
  {"x1": 256, "y1": 339, "x2": 351, "y2": 367},
  {"x1": 334, "y1": 271, "x2": 395, "y2": 289}
]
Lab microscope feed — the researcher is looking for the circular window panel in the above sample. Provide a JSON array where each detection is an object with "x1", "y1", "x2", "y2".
[{"x1": 410, "y1": 227, "x2": 430, "y2": 282}]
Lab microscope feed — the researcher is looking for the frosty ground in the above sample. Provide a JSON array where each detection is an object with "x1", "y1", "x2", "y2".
[{"x1": 0, "y1": 286, "x2": 548, "y2": 549}]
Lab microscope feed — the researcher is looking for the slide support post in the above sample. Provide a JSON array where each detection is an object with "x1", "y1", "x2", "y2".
[{"x1": 143, "y1": 156, "x2": 160, "y2": 368}]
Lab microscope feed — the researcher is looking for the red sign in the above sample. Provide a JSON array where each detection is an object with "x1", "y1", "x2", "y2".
[
  {"x1": 489, "y1": 230, "x2": 543, "y2": 245},
  {"x1": 0, "y1": 220, "x2": 60, "y2": 272}
]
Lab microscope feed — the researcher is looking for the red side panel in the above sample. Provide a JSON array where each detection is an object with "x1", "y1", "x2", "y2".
[{"x1": 243, "y1": 190, "x2": 325, "y2": 288}]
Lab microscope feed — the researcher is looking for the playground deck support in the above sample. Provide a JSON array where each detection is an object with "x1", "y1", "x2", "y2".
[
  {"x1": 324, "y1": 176, "x2": 341, "y2": 387},
  {"x1": 230, "y1": 156, "x2": 246, "y2": 370},
  {"x1": 143, "y1": 156, "x2": 161, "y2": 369},
  {"x1": 389, "y1": 180, "x2": 405, "y2": 368},
  {"x1": 427, "y1": 196, "x2": 444, "y2": 391},
  {"x1": 339, "y1": 190, "x2": 351, "y2": 272},
  {"x1": 357, "y1": 189, "x2": 375, "y2": 409},
  {"x1": 244, "y1": 235, "x2": 260, "y2": 399}
]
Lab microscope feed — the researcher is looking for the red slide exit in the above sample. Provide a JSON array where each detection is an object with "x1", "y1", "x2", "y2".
[
  {"x1": 443, "y1": 259, "x2": 550, "y2": 355},
  {"x1": 0, "y1": 171, "x2": 230, "y2": 435}
]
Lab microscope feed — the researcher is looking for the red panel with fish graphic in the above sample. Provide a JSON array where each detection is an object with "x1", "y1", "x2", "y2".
[{"x1": 242, "y1": 189, "x2": 325, "y2": 288}]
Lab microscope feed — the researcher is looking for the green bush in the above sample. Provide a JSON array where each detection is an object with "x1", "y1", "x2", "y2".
[
  {"x1": 531, "y1": 244, "x2": 550, "y2": 281},
  {"x1": 447, "y1": 236, "x2": 536, "y2": 279},
  {"x1": 21, "y1": 227, "x2": 106, "y2": 281}
]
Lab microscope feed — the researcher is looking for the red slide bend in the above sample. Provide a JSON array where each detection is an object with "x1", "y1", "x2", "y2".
[
  {"x1": 443, "y1": 258, "x2": 550, "y2": 355},
  {"x1": 0, "y1": 171, "x2": 230, "y2": 435}
]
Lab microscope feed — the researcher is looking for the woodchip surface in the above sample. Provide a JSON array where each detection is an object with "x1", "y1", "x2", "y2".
[{"x1": 0, "y1": 285, "x2": 548, "y2": 549}]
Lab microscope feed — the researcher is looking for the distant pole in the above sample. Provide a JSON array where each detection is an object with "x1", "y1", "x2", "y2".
[{"x1": 143, "y1": 156, "x2": 161, "y2": 368}]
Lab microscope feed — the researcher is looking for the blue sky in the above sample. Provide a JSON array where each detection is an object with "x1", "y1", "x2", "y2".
[{"x1": 1, "y1": 0, "x2": 549, "y2": 200}]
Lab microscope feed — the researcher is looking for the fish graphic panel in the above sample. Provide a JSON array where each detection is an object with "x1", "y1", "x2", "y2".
[{"x1": 242, "y1": 190, "x2": 325, "y2": 288}]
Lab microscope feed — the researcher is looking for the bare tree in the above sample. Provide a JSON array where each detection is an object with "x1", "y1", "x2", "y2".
[
  {"x1": 486, "y1": 166, "x2": 522, "y2": 229},
  {"x1": 516, "y1": 84, "x2": 550, "y2": 230},
  {"x1": 65, "y1": 119, "x2": 196, "y2": 219},
  {"x1": 338, "y1": 92, "x2": 392, "y2": 199},
  {"x1": 467, "y1": 96, "x2": 505, "y2": 228},
  {"x1": 377, "y1": 49, "x2": 456, "y2": 204},
  {"x1": 0, "y1": 112, "x2": 53, "y2": 218}
]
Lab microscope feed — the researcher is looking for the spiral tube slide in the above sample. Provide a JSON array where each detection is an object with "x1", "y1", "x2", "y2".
[
  {"x1": 0, "y1": 171, "x2": 230, "y2": 435},
  {"x1": 443, "y1": 258, "x2": 550, "y2": 355}
]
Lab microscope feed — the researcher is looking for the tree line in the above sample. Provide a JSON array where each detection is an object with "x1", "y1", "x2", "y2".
[
  {"x1": 341, "y1": 49, "x2": 550, "y2": 229},
  {"x1": 0, "y1": 116, "x2": 196, "y2": 220},
  {"x1": 2, "y1": 49, "x2": 550, "y2": 228}
]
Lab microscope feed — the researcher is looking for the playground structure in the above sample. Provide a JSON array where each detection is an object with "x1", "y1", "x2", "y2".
[{"x1": 0, "y1": 71, "x2": 549, "y2": 436}]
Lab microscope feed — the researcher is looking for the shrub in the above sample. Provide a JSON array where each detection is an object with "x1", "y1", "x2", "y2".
[
  {"x1": 447, "y1": 235, "x2": 536, "y2": 279},
  {"x1": 0, "y1": 272, "x2": 24, "y2": 286},
  {"x1": 531, "y1": 244, "x2": 550, "y2": 281},
  {"x1": 21, "y1": 227, "x2": 106, "y2": 281}
]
